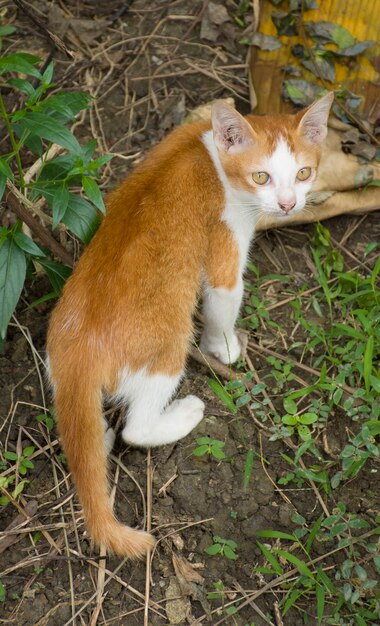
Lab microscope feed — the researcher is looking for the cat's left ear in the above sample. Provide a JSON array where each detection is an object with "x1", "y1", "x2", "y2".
[
  {"x1": 212, "y1": 101, "x2": 256, "y2": 153},
  {"x1": 297, "y1": 92, "x2": 334, "y2": 145}
]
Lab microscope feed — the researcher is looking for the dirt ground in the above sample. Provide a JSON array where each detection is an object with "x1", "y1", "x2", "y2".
[{"x1": 0, "y1": 1, "x2": 379, "y2": 625}]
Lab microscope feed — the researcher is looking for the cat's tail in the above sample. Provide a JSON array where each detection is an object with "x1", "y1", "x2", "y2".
[{"x1": 53, "y1": 367, "x2": 155, "y2": 558}]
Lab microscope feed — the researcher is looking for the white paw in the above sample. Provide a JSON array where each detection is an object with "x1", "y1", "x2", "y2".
[
  {"x1": 182, "y1": 395, "x2": 205, "y2": 429},
  {"x1": 200, "y1": 332, "x2": 241, "y2": 365},
  {"x1": 104, "y1": 427, "x2": 116, "y2": 455}
]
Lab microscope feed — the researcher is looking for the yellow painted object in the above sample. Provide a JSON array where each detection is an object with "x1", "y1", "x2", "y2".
[{"x1": 250, "y1": 0, "x2": 380, "y2": 118}]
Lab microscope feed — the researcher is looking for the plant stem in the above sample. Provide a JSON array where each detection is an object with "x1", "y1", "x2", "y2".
[{"x1": 0, "y1": 92, "x2": 25, "y2": 192}]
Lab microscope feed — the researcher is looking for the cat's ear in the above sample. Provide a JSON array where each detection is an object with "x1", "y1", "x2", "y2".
[
  {"x1": 212, "y1": 101, "x2": 255, "y2": 153},
  {"x1": 297, "y1": 92, "x2": 334, "y2": 145}
]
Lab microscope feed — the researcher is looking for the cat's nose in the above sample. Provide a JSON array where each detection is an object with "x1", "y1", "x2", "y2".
[{"x1": 278, "y1": 200, "x2": 296, "y2": 214}]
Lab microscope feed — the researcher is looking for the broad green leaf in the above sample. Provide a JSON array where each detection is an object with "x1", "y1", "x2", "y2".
[
  {"x1": 63, "y1": 194, "x2": 100, "y2": 244},
  {"x1": 212, "y1": 447, "x2": 226, "y2": 460},
  {"x1": 196, "y1": 437, "x2": 213, "y2": 445},
  {"x1": 42, "y1": 61, "x2": 54, "y2": 85},
  {"x1": 223, "y1": 545, "x2": 238, "y2": 560},
  {"x1": 12, "y1": 479, "x2": 29, "y2": 498},
  {"x1": 16, "y1": 111, "x2": 81, "y2": 153},
  {"x1": 0, "y1": 25, "x2": 16, "y2": 37},
  {"x1": 0, "y1": 580, "x2": 5, "y2": 602},
  {"x1": 0, "y1": 238, "x2": 26, "y2": 338},
  {"x1": 13, "y1": 232, "x2": 45, "y2": 257},
  {"x1": 331, "y1": 24, "x2": 355, "y2": 49},
  {"x1": 7, "y1": 77, "x2": 35, "y2": 97},
  {"x1": 192, "y1": 445, "x2": 209, "y2": 457},
  {"x1": 283, "y1": 397, "x2": 298, "y2": 415},
  {"x1": 282, "y1": 414, "x2": 297, "y2": 426},
  {"x1": 205, "y1": 543, "x2": 221, "y2": 556},
  {"x1": 298, "y1": 412, "x2": 318, "y2": 425},
  {"x1": 0, "y1": 158, "x2": 14, "y2": 181},
  {"x1": 257, "y1": 542, "x2": 284, "y2": 575},
  {"x1": 52, "y1": 185, "x2": 69, "y2": 229},
  {"x1": 298, "y1": 424, "x2": 312, "y2": 441},
  {"x1": 38, "y1": 259, "x2": 72, "y2": 293},
  {"x1": 207, "y1": 379, "x2": 237, "y2": 414},
  {"x1": 0, "y1": 53, "x2": 41, "y2": 78},
  {"x1": 82, "y1": 175, "x2": 106, "y2": 214},
  {"x1": 4, "y1": 451, "x2": 18, "y2": 460}
]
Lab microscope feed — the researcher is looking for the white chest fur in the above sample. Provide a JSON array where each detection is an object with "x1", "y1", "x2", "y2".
[{"x1": 202, "y1": 129, "x2": 257, "y2": 274}]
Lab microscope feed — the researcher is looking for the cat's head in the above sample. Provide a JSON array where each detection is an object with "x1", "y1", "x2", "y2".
[{"x1": 211, "y1": 93, "x2": 334, "y2": 218}]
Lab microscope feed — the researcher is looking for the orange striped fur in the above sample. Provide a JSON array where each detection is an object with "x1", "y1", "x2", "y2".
[{"x1": 47, "y1": 94, "x2": 333, "y2": 558}]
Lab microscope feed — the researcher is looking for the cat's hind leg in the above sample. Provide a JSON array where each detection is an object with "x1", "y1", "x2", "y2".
[{"x1": 118, "y1": 369, "x2": 204, "y2": 447}]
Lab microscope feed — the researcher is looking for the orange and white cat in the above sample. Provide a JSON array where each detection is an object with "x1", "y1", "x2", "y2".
[{"x1": 47, "y1": 93, "x2": 333, "y2": 558}]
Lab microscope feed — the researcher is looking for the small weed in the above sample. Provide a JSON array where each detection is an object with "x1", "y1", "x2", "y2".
[
  {"x1": 193, "y1": 437, "x2": 226, "y2": 460},
  {"x1": 3, "y1": 445, "x2": 34, "y2": 476},
  {"x1": 36, "y1": 412, "x2": 54, "y2": 432},
  {"x1": 205, "y1": 535, "x2": 238, "y2": 560}
]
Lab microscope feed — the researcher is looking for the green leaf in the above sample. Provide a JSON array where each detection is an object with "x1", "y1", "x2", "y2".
[
  {"x1": 207, "y1": 379, "x2": 237, "y2": 413},
  {"x1": 0, "y1": 580, "x2": 5, "y2": 602},
  {"x1": 8, "y1": 77, "x2": 35, "y2": 97},
  {"x1": 4, "y1": 451, "x2": 18, "y2": 460},
  {"x1": 42, "y1": 61, "x2": 54, "y2": 86},
  {"x1": 196, "y1": 437, "x2": 213, "y2": 445},
  {"x1": 13, "y1": 232, "x2": 45, "y2": 257},
  {"x1": 257, "y1": 542, "x2": 284, "y2": 575},
  {"x1": 363, "y1": 335, "x2": 374, "y2": 392},
  {"x1": 38, "y1": 259, "x2": 72, "y2": 293},
  {"x1": 192, "y1": 445, "x2": 209, "y2": 457},
  {"x1": 0, "y1": 172, "x2": 6, "y2": 202},
  {"x1": 12, "y1": 479, "x2": 29, "y2": 499},
  {"x1": 256, "y1": 530, "x2": 297, "y2": 542},
  {"x1": 0, "y1": 53, "x2": 41, "y2": 78},
  {"x1": 223, "y1": 545, "x2": 238, "y2": 560},
  {"x1": 0, "y1": 238, "x2": 26, "y2": 339},
  {"x1": 205, "y1": 543, "x2": 221, "y2": 556},
  {"x1": 17, "y1": 112, "x2": 81, "y2": 153},
  {"x1": 0, "y1": 25, "x2": 16, "y2": 37},
  {"x1": 316, "y1": 583, "x2": 325, "y2": 624},
  {"x1": 0, "y1": 158, "x2": 14, "y2": 181},
  {"x1": 63, "y1": 194, "x2": 100, "y2": 244},
  {"x1": 298, "y1": 424, "x2": 312, "y2": 441},
  {"x1": 82, "y1": 176, "x2": 106, "y2": 215},
  {"x1": 51, "y1": 185, "x2": 69, "y2": 229},
  {"x1": 275, "y1": 549, "x2": 313, "y2": 577},
  {"x1": 211, "y1": 446, "x2": 226, "y2": 460},
  {"x1": 283, "y1": 397, "x2": 298, "y2": 415},
  {"x1": 282, "y1": 414, "x2": 297, "y2": 426},
  {"x1": 306, "y1": 515, "x2": 324, "y2": 555},
  {"x1": 298, "y1": 412, "x2": 318, "y2": 425}
]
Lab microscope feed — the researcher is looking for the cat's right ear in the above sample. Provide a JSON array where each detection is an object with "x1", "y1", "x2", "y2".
[{"x1": 212, "y1": 102, "x2": 255, "y2": 153}]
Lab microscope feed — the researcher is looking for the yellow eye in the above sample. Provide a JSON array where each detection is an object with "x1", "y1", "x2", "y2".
[
  {"x1": 296, "y1": 167, "x2": 312, "y2": 181},
  {"x1": 252, "y1": 171, "x2": 270, "y2": 185}
]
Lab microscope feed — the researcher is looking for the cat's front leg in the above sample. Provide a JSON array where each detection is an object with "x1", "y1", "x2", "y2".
[{"x1": 200, "y1": 277, "x2": 243, "y2": 364}]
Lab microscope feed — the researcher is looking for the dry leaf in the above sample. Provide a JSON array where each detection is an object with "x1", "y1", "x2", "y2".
[{"x1": 173, "y1": 553, "x2": 205, "y2": 585}]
